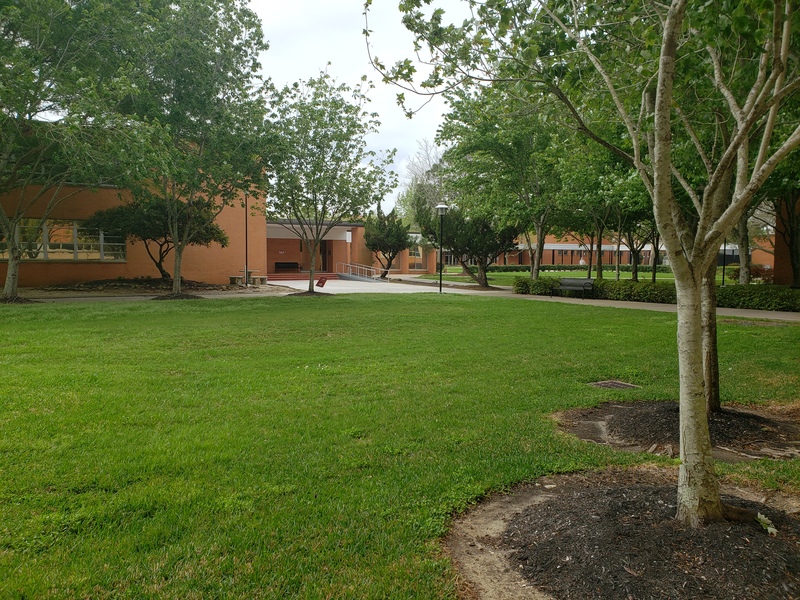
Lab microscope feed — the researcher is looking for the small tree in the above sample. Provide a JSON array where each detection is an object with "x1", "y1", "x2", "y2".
[
  {"x1": 267, "y1": 73, "x2": 397, "y2": 292},
  {"x1": 413, "y1": 193, "x2": 520, "y2": 288},
  {"x1": 364, "y1": 203, "x2": 413, "y2": 277},
  {"x1": 85, "y1": 197, "x2": 229, "y2": 280}
]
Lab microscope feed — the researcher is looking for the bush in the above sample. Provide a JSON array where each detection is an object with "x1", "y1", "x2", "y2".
[
  {"x1": 513, "y1": 276, "x2": 557, "y2": 295},
  {"x1": 537, "y1": 264, "x2": 673, "y2": 274},
  {"x1": 486, "y1": 265, "x2": 531, "y2": 273},
  {"x1": 514, "y1": 275, "x2": 798, "y2": 312},
  {"x1": 716, "y1": 285, "x2": 800, "y2": 311},
  {"x1": 480, "y1": 263, "x2": 674, "y2": 274},
  {"x1": 593, "y1": 280, "x2": 678, "y2": 304},
  {"x1": 724, "y1": 263, "x2": 774, "y2": 284}
]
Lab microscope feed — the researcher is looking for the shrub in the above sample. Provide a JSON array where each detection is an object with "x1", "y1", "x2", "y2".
[
  {"x1": 513, "y1": 276, "x2": 557, "y2": 295},
  {"x1": 512, "y1": 277, "x2": 531, "y2": 294},
  {"x1": 724, "y1": 263, "x2": 774, "y2": 284},
  {"x1": 716, "y1": 285, "x2": 800, "y2": 311},
  {"x1": 486, "y1": 265, "x2": 531, "y2": 273},
  {"x1": 512, "y1": 273, "x2": 798, "y2": 312},
  {"x1": 593, "y1": 280, "x2": 678, "y2": 304}
]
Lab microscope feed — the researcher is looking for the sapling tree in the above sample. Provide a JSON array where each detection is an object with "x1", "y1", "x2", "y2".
[
  {"x1": 118, "y1": 0, "x2": 267, "y2": 296},
  {"x1": 266, "y1": 73, "x2": 397, "y2": 292}
]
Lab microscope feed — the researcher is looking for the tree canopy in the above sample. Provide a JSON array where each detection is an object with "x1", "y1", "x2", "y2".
[
  {"x1": 364, "y1": 203, "x2": 413, "y2": 278},
  {"x1": 85, "y1": 197, "x2": 229, "y2": 280},
  {"x1": 1, "y1": 0, "x2": 166, "y2": 300},
  {"x1": 376, "y1": 0, "x2": 800, "y2": 527},
  {"x1": 266, "y1": 73, "x2": 397, "y2": 292}
]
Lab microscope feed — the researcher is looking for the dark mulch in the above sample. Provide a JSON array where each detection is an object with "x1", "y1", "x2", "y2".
[
  {"x1": 39, "y1": 277, "x2": 229, "y2": 293},
  {"x1": 606, "y1": 401, "x2": 799, "y2": 450},
  {"x1": 508, "y1": 402, "x2": 800, "y2": 599},
  {"x1": 562, "y1": 400, "x2": 800, "y2": 459},
  {"x1": 502, "y1": 469, "x2": 800, "y2": 600},
  {"x1": 151, "y1": 293, "x2": 205, "y2": 300}
]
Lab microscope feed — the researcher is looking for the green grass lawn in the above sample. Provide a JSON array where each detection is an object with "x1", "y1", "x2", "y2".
[{"x1": 1, "y1": 295, "x2": 797, "y2": 598}]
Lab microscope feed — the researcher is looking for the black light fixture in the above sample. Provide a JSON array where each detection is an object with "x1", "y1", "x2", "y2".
[{"x1": 435, "y1": 203, "x2": 448, "y2": 293}]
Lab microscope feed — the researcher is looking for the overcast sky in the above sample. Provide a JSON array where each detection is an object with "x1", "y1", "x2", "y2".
[{"x1": 251, "y1": 0, "x2": 466, "y2": 207}]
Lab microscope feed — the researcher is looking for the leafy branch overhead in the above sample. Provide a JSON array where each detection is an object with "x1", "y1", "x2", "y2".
[{"x1": 372, "y1": 0, "x2": 800, "y2": 528}]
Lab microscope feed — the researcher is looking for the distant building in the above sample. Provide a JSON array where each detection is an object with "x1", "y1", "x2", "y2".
[{"x1": 2, "y1": 185, "x2": 788, "y2": 287}]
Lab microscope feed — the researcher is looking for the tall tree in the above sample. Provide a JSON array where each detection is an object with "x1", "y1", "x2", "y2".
[
  {"x1": 120, "y1": 0, "x2": 267, "y2": 297},
  {"x1": 0, "y1": 0, "x2": 164, "y2": 301},
  {"x1": 438, "y1": 86, "x2": 561, "y2": 279},
  {"x1": 383, "y1": 0, "x2": 800, "y2": 527},
  {"x1": 266, "y1": 73, "x2": 397, "y2": 292}
]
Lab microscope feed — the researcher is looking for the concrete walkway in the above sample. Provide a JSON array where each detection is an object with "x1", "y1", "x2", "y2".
[
  {"x1": 274, "y1": 275, "x2": 800, "y2": 323},
  {"x1": 22, "y1": 275, "x2": 800, "y2": 322}
]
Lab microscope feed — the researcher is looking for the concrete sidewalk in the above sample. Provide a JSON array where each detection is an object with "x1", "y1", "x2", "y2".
[
  {"x1": 23, "y1": 276, "x2": 800, "y2": 322},
  {"x1": 275, "y1": 275, "x2": 800, "y2": 323}
]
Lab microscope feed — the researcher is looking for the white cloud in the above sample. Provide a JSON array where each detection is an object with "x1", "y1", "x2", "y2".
[{"x1": 251, "y1": 0, "x2": 466, "y2": 208}]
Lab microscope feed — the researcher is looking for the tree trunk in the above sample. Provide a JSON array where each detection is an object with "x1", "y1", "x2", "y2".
[
  {"x1": 585, "y1": 234, "x2": 594, "y2": 279},
  {"x1": 307, "y1": 245, "x2": 317, "y2": 292},
  {"x1": 674, "y1": 276, "x2": 725, "y2": 526},
  {"x1": 476, "y1": 262, "x2": 489, "y2": 287},
  {"x1": 523, "y1": 231, "x2": 536, "y2": 280},
  {"x1": 143, "y1": 241, "x2": 172, "y2": 279},
  {"x1": 702, "y1": 260, "x2": 721, "y2": 414},
  {"x1": 631, "y1": 248, "x2": 640, "y2": 282},
  {"x1": 171, "y1": 246, "x2": 184, "y2": 295},
  {"x1": 792, "y1": 226, "x2": 800, "y2": 288},
  {"x1": 785, "y1": 196, "x2": 800, "y2": 287},
  {"x1": 594, "y1": 228, "x2": 604, "y2": 280},
  {"x1": 736, "y1": 214, "x2": 751, "y2": 285},
  {"x1": 615, "y1": 236, "x2": 621, "y2": 281},
  {"x1": 651, "y1": 233, "x2": 659, "y2": 284},
  {"x1": 534, "y1": 226, "x2": 545, "y2": 281},
  {"x1": 2, "y1": 246, "x2": 22, "y2": 300}
]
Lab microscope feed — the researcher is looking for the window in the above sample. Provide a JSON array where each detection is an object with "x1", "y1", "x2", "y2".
[
  {"x1": 409, "y1": 245, "x2": 427, "y2": 270},
  {"x1": 0, "y1": 219, "x2": 125, "y2": 262}
]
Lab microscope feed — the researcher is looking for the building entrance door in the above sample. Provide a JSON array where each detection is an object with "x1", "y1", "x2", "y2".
[{"x1": 320, "y1": 240, "x2": 330, "y2": 272}]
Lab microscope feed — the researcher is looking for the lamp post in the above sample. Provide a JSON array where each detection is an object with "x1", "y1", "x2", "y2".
[
  {"x1": 435, "y1": 203, "x2": 448, "y2": 293},
  {"x1": 244, "y1": 192, "x2": 249, "y2": 287}
]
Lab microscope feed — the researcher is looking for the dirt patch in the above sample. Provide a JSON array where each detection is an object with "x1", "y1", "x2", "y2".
[
  {"x1": 446, "y1": 402, "x2": 800, "y2": 599},
  {"x1": 447, "y1": 467, "x2": 800, "y2": 600},
  {"x1": 20, "y1": 278, "x2": 290, "y2": 299},
  {"x1": 558, "y1": 401, "x2": 800, "y2": 461}
]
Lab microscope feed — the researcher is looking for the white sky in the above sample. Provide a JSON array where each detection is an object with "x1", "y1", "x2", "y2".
[{"x1": 252, "y1": 0, "x2": 466, "y2": 208}]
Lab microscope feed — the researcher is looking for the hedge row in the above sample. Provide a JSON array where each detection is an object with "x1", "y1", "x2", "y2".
[
  {"x1": 485, "y1": 264, "x2": 673, "y2": 273},
  {"x1": 513, "y1": 276, "x2": 800, "y2": 312},
  {"x1": 716, "y1": 285, "x2": 800, "y2": 311}
]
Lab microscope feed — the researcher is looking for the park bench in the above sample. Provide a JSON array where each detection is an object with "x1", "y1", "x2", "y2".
[
  {"x1": 551, "y1": 278, "x2": 594, "y2": 299},
  {"x1": 275, "y1": 261, "x2": 301, "y2": 273},
  {"x1": 229, "y1": 274, "x2": 269, "y2": 286}
]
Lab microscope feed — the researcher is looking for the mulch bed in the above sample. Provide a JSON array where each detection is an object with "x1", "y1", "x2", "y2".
[
  {"x1": 605, "y1": 401, "x2": 800, "y2": 451},
  {"x1": 502, "y1": 468, "x2": 800, "y2": 600},
  {"x1": 561, "y1": 400, "x2": 800, "y2": 460},
  {"x1": 38, "y1": 278, "x2": 231, "y2": 294},
  {"x1": 498, "y1": 402, "x2": 800, "y2": 599}
]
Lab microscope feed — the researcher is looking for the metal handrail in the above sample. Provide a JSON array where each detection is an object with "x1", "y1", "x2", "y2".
[{"x1": 336, "y1": 262, "x2": 381, "y2": 279}]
